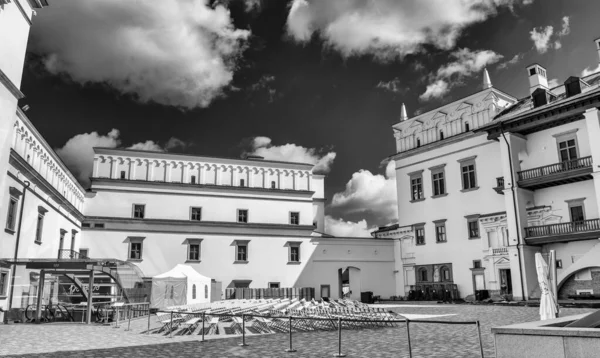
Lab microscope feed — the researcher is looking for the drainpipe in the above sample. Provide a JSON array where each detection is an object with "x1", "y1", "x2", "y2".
[
  {"x1": 499, "y1": 125, "x2": 527, "y2": 301},
  {"x1": 7, "y1": 180, "x2": 31, "y2": 315}
]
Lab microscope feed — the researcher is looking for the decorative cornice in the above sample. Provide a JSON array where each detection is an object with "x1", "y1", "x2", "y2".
[{"x1": 0, "y1": 68, "x2": 25, "y2": 100}]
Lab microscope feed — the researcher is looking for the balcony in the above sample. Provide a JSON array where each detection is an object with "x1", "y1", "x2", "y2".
[
  {"x1": 491, "y1": 247, "x2": 509, "y2": 255},
  {"x1": 517, "y1": 156, "x2": 593, "y2": 190},
  {"x1": 524, "y1": 218, "x2": 600, "y2": 245},
  {"x1": 58, "y1": 249, "x2": 88, "y2": 259},
  {"x1": 493, "y1": 177, "x2": 505, "y2": 195}
]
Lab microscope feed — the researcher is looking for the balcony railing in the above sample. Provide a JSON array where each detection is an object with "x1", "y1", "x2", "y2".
[
  {"x1": 524, "y1": 219, "x2": 600, "y2": 244},
  {"x1": 517, "y1": 156, "x2": 592, "y2": 181},
  {"x1": 58, "y1": 249, "x2": 88, "y2": 259},
  {"x1": 491, "y1": 247, "x2": 508, "y2": 255}
]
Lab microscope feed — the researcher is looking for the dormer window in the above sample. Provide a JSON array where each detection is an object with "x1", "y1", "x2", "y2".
[
  {"x1": 564, "y1": 77, "x2": 585, "y2": 98},
  {"x1": 439, "y1": 131, "x2": 444, "y2": 140},
  {"x1": 465, "y1": 122, "x2": 470, "y2": 132},
  {"x1": 529, "y1": 67, "x2": 536, "y2": 76},
  {"x1": 417, "y1": 138, "x2": 421, "y2": 148}
]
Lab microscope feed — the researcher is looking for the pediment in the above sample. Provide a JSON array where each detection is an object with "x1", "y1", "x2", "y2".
[
  {"x1": 483, "y1": 91, "x2": 499, "y2": 102},
  {"x1": 432, "y1": 111, "x2": 447, "y2": 121},
  {"x1": 455, "y1": 102, "x2": 473, "y2": 111},
  {"x1": 494, "y1": 257, "x2": 510, "y2": 265}
]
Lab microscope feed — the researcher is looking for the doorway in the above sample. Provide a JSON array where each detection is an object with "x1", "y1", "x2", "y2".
[
  {"x1": 339, "y1": 267, "x2": 361, "y2": 300},
  {"x1": 320, "y1": 285, "x2": 330, "y2": 299},
  {"x1": 499, "y1": 269, "x2": 512, "y2": 295}
]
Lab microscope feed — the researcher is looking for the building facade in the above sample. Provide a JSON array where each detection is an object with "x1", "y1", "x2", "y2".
[{"x1": 383, "y1": 39, "x2": 600, "y2": 301}]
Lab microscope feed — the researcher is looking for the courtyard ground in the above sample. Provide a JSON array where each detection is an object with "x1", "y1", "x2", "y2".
[{"x1": 0, "y1": 303, "x2": 594, "y2": 357}]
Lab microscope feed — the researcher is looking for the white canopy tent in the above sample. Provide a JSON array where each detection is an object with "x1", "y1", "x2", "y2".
[{"x1": 151, "y1": 264, "x2": 212, "y2": 309}]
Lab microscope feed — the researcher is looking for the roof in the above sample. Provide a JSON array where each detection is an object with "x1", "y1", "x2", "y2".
[
  {"x1": 154, "y1": 264, "x2": 211, "y2": 281},
  {"x1": 93, "y1": 147, "x2": 317, "y2": 171}
]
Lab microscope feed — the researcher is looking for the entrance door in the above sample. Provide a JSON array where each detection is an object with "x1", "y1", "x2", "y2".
[
  {"x1": 348, "y1": 267, "x2": 362, "y2": 301},
  {"x1": 499, "y1": 269, "x2": 512, "y2": 295},
  {"x1": 320, "y1": 285, "x2": 330, "y2": 299}
]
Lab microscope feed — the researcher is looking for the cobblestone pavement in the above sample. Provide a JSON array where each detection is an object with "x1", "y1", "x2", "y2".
[{"x1": 0, "y1": 304, "x2": 594, "y2": 357}]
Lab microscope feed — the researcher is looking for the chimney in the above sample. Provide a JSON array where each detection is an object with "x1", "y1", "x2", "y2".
[
  {"x1": 596, "y1": 37, "x2": 600, "y2": 63},
  {"x1": 400, "y1": 103, "x2": 408, "y2": 121},
  {"x1": 527, "y1": 63, "x2": 548, "y2": 94},
  {"x1": 483, "y1": 68, "x2": 492, "y2": 89}
]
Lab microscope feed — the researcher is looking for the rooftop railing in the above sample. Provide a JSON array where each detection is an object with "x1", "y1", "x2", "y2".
[{"x1": 517, "y1": 156, "x2": 592, "y2": 181}]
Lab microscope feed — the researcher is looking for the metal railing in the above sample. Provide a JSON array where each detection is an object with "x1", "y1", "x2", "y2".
[
  {"x1": 517, "y1": 156, "x2": 592, "y2": 181},
  {"x1": 491, "y1": 247, "x2": 508, "y2": 255},
  {"x1": 524, "y1": 218, "x2": 600, "y2": 238},
  {"x1": 143, "y1": 309, "x2": 485, "y2": 358},
  {"x1": 58, "y1": 249, "x2": 88, "y2": 259}
]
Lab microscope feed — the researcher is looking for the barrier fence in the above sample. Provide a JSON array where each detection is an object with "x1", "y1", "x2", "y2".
[{"x1": 131, "y1": 309, "x2": 486, "y2": 358}]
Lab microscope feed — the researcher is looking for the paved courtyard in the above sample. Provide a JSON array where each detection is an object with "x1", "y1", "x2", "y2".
[{"x1": 0, "y1": 304, "x2": 594, "y2": 357}]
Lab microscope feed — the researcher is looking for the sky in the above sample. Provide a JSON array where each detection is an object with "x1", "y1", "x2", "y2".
[{"x1": 20, "y1": 0, "x2": 600, "y2": 237}]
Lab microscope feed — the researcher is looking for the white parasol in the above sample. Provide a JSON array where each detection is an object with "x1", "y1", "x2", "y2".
[{"x1": 535, "y1": 253, "x2": 558, "y2": 320}]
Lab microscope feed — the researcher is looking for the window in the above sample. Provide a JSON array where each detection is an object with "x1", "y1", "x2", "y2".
[
  {"x1": 415, "y1": 224, "x2": 425, "y2": 245},
  {"x1": 529, "y1": 67, "x2": 536, "y2": 76},
  {"x1": 466, "y1": 215, "x2": 480, "y2": 239},
  {"x1": 439, "y1": 130, "x2": 444, "y2": 140},
  {"x1": 192, "y1": 284, "x2": 196, "y2": 299},
  {"x1": 94, "y1": 223, "x2": 105, "y2": 228},
  {"x1": 120, "y1": 171, "x2": 126, "y2": 179},
  {"x1": 79, "y1": 248, "x2": 89, "y2": 258},
  {"x1": 290, "y1": 212, "x2": 300, "y2": 225},
  {"x1": 237, "y1": 209, "x2": 248, "y2": 223},
  {"x1": 128, "y1": 237, "x2": 145, "y2": 260},
  {"x1": 409, "y1": 171, "x2": 424, "y2": 201},
  {"x1": 465, "y1": 122, "x2": 470, "y2": 132},
  {"x1": 133, "y1": 204, "x2": 145, "y2": 219},
  {"x1": 288, "y1": 242, "x2": 301, "y2": 263},
  {"x1": 558, "y1": 139, "x2": 578, "y2": 162},
  {"x1": 188, "y1": 242, "x2": 201, "y2": 261},
  {"x1": 418, "y1": 267, "x2": 428, "y2": 282},
  {"x1": 236, "y1": 244, "x2": 248, "y2": 261},
  {"x1": 271, "y1": 181, "x2": 276, "y2": 189},
  {"x1": 5, "y1": 197, "x2": 18, "y2": 232},
  {"x1": 430, "y1": 166, "x2": 446, "y2": 197},
  {"x1": 0, "y1": 270, "x2": 8, "y2": 296},
  {"x1": 459, "y1": 157, "x2": 477, "y2": 190},
  {"x1": 269, "y1": 282, "x2": 280, "y2": 289},
  {"x1": 417, "y1": 138, "x2": 421, "y2": 147},
  {"x1": 473, "y1": 260, "x2": 482, "y2": 269},
  {"x1": 440, "y1": 266, "x2": 451, "y2": 281},
  {"x1": 566, "y1": 198, "x2": 586, "y2": 222},
  {"x1": 240, "y1": 179, "x2": 245, "y2": 187},
  {"x1": 190, "y1": 207, "x2": 202, "y2": 221},
  {"x1": 435, "y1": 220, "x2": 447, "y2": 243},
  {"x1": 82, "y1": 223, "x2": 91, "y2": 228},
  {"x1": 191, "y1": 175, "x2": 196, "y2": 184},
  {"x1": 34, "y1": 211, "x2": 45, "y2": 244}
]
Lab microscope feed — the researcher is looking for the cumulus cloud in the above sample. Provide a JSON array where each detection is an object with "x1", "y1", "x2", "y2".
[
  {"x1": 558, "y1": 16, "x2": 570, "y2": 36},
  {"x1": 497, "y1": 53, "x2": 524, "y2": 70},
  {"x1": 324, "y1": 216, "x2": 374, "y2": 237},
  {"x1": 56, "y1": 129, "x2": 187, "y2": 187},
  {"x1": 419, "y1": 48, "x2": 502, "y2": 101},
  {"x1": 285, "y1": 0, "x2": 532, "y2": 61},
  {"x1": 329, "y1": 161, "x2": 398, "y2": 226},
  {"x1": 376, "y1": 78, "x2": 405, "y2": 94},
  {"x1": 249, "y1": 75, "x2": 278, "y2": 103},
  {"x1": 30, "y1": 0, "x2": 250, "y2": 109},
  {"x1": 245, "y1": 137, "x2": 336, "y2": 174},
  {"x1": 582, "y1": 64, "x2": 600, "y2": 77},
  {"x1": 547, "y1": 78, "x2": 560, "y2": 88},
  {"x1": 530, "y1": 17, "x2": 569, "y2": 54}
]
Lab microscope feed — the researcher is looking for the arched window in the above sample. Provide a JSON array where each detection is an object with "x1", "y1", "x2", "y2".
[
  {"x1": 205, "y1": 285, "x2": 208, "y2": 299},
  {"x1": 418, "y1": 267, "x2": 428, "y2": 282},
  {"x1": 440, "y1": 266, "x2": 451, "y2": 281},
  {"x1": 192, "y1": 284, "x2": 197, "y2": 299},
  {"x1": 416, "y1": 138, "x2": 421, "y2": 148},
  {"x1": 465, "y1": 122, "x2": 470, "y2": 132},
  {"x1": 271, "y1": 181, "x2": 276, "y2": 189},
  {"x1": 439, "y1": 130, "x2": 444, "y2": 140}
]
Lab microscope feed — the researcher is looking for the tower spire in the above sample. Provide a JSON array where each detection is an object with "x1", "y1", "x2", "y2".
[
  {"x1": 400, "y1": 103, "x2": 408, "y2": 121},
  {"x1": 483, "y1": 68, "x2": 492, "y2": 89}
]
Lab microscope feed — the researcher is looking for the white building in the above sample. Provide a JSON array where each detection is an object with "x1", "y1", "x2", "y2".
[{"x1": 383, "y1": 40, "x2": 600, "y2": 301}]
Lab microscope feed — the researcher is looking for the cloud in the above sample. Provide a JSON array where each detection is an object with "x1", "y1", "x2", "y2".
[
  {"x1": 245, "y1": 137, "x2": 336, "y2": 174},
  {"x1": 30, "y1": 0, "x2": 250, "y2": 110},
  {"x1": 581, "y1": 64, "x2": 600, "y2": 77},
  {"x1": 56, "y1": 129, "x2": 188, "y2": 187},
  {"x1": 285, "y1": 0, "x2": 532, "y2": 61},
  {"x1": 249, "y1": 75, "x2": 279, "y2": 103},
  {"x1": 376, "y1": 78, "x2": 406, "y2": 94},
  {"x1": 497, "y1": 53, "x2": 524, "y2": 70},
  {"x1": 558, "y1": 16, "x2": 570, "y2": 36},
  {"x1": 419, "y1": 48, "x2": 502, "y2": 101},
  {"x1": 547, "y1": 78, "x2": 560, "y2": 88},
  {"x1": 329, "y1": 161, "x2": 398, "y2": 226},
  {"x1": 530, "y1": 26, "x2": 554, "y2": 53},
  {"x1": 324, "y1": 216, "x2": 374, "y2": 237}
]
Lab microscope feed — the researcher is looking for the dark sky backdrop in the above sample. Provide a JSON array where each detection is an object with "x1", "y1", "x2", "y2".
[{"x1": 19, "y1": 0, "x2": 600, "y2": 235}]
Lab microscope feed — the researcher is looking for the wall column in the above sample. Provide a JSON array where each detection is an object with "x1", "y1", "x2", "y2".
[
  {"x1": 198, "y1": 164, "x2": 204, "y2": 184},
  {"x1": 183, "y1": 163, "x2": 189, "y2": 183},
  {"x1": 165, "y1": 162, "x2": 171, "y2": 182},
  {"x1": 584, "y1": 108, "x2": 600, "y2": 216},
  {"x1": 92, "y1": 158, "x2": 99, "y2": 178},
  {"x1": 111, "y1": 158, "x2": 120, "y2": 179}
]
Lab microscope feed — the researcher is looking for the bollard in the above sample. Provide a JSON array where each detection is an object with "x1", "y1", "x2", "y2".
[
  {"x1": 476, "y1": 321, "x2": 484, "y2": 358},
  {"x1": 126, "y1": 307, "x2": 132, "y2": 331},
  {"x1": 239, "y1": 314, "x2": 248, "y2": 347},
  {"x1": 200, "y1": 312, "x2": 206, "y2": 342},
  {"x1": 285, "y1": 316, "x2": 296, "y2": 353},
  {"x1": 405, "y1": 320, "x2": 412, "y2": 358},
  {"x1": 147, "y1": 308, "x2": 151, "y2": 335},
  {"x1": 169, "y1": 311, "x2": 174, "y2": 338},
  {"x1": 333, "y1": 317, "x2": 346, "y2": 357}
]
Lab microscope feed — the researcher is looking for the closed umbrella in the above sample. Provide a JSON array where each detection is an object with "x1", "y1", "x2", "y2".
[{"x1": 535, "y1": 253, "x2": 557, "y2": 320}]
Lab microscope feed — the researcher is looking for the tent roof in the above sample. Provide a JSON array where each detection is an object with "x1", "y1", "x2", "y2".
[{"x1": 153, "y1": 264, "x2": 211, "y2": 281}]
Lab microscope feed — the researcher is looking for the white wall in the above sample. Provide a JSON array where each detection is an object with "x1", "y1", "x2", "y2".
[{"x1": 534, "y1": 181, "x2": 599, "y2": 221}]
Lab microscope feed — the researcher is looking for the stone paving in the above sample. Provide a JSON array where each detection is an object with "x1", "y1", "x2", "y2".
[{"x1": 0, "y1": 304, "x2": 594, "y2": 357}]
